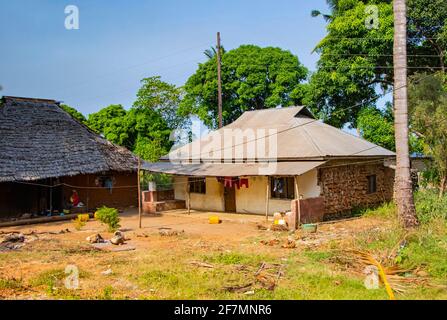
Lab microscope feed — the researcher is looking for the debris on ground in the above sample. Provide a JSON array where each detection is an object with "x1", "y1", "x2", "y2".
[
  {"x1": 189, "y1": 261, "x2": 214, "y2": 268},
  {"x1": 90, "y1": 241, "x2": 136, "y2": 252},
  {"x1": 110, "y1": 231, "x2": 125, "y2": 245},
  {"x1": 222, "y1": 283, "x2": 253, "y2": 293},
  {"x1": 158, "y1": 228, "x2": 184, "y2": 237},
  {"x1": 260, "y1": 238, "x2": 280, "y2": 246},
  {"x1": 244, "y1": 290, "x2": 255, "y2": 295},
  {"x1": 254, "y1": 262, "x2": 285, "y2": 291},
  {"x1": 101, "y1": 268, "x2": 113, "y2": 276},
  {"x1": 335, "y1": 248, "x2": 433, "y2": 299},
  {"x1": 0, "y1": 233, "x2": 25, "y2": 251},
  {"x1": 136, "y1": 232, "x2": 150, "y2": 238},
  {"x1": 86, "y1": 233, "x2": 105, "y2": 244},
  {"x1": 2, "y1": 233, "x2": 25, "y2": 243},
  {"x1": 270, "y1": 224, "x2": 288, "y2": 232},
  {"x1": 256, "y1": 223, "x2": 268, "y2": 230},
  {"x1": 281, "y1": 239, "x2": 296, "y2": 249}
]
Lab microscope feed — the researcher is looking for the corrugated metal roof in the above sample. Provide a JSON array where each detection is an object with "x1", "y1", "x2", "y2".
[
  {"x1": 142, "y1": 161, "x2": 326, "y2": 177},
  {"x1": 166, "y1": 106, "x2": 395, "y2": 162}
]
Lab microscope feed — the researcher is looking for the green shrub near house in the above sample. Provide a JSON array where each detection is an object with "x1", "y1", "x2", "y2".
[{"x1": 94, "y1": 206, "x2": 120, "y2": 232}]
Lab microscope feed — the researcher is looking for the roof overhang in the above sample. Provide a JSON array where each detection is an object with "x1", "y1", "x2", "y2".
[{"x1": 142, "y1": 161, "x2": 326, "y2": 177}]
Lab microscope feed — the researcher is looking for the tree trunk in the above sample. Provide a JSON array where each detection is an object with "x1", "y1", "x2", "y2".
[
  {"x1": 439, "y1": 175, "x2": 446, "y2": 198},
  {"x1": 393, "y1": 0, "x2": 419, "y2": 228}
]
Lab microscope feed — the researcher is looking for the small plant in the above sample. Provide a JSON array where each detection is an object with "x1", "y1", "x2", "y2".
[
  {"x1": 102, "y1": 285, "x2": 114, "y2": 299},
  {"x1": 0, "y1": 277, "x2": 23, "y2": 290},
  {"x1": 72, "y1": 217, "x2": 86, "y2": 231},
  {"x1": 94, "y1": 206, "x2": 121, "y2": 232}
]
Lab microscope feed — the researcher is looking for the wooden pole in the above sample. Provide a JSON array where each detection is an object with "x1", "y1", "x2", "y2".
[
  {"x1": 217, "y1": 31, "x2": 223, "y2": 129},
  {"x1": 265, "y1": 176, "x2": 270, "y2": 221},
  {"x1": 49, "y1": 178, "x2": 53, "y2": 214},
  {"x1": 138, "y1": 158, "x2": 142, "y2": 229},
  {"x1": 294, "y1": 176, "x2": 301, "y2": 227},
  {"x1": 187, "y1": 177, "x2": 191, "y2": 214}
]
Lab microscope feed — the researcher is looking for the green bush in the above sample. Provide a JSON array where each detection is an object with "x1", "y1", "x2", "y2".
[
  {"x1": 414, "y1": 190, "x2": 447, "y2": 223},
  {"x1": 94, "y1": 206, "x2": 121, "y2": 232}
]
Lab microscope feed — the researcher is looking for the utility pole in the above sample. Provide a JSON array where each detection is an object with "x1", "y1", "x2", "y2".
[
  {"x1": 217, "y1": 32, "x2": 223, "y2": 129},
  {"x1": 137, "y1": 157, "x2": 142, "y2": 228},
  {"x1": 393, "y1": 0, "x2": 418, "y2": 228}
]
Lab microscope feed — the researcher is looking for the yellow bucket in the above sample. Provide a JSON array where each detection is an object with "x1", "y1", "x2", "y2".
[{"x1": 209, "y1": 215, "x2": 220, "y2": 224}]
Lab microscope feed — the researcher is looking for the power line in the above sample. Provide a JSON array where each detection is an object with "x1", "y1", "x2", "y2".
[
  {"x1": 55, "y1": 42, "x2": 211, "y2": 95},
  {"x1": 182, "y1": 72, "x2": 434, "y2": 160},
  {"x1": 321, "y1": 53, "x2": 442, "y2": 57}
]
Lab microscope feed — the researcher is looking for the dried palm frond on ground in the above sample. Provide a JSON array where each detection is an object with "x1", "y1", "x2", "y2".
[{"x1": 337, "y1": 249, "x2": 431, "y2": 299}]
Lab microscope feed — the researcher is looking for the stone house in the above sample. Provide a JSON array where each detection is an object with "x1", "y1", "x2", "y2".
[{"x1": 144, "y1": 106, "x2": 396, "y2": 223}]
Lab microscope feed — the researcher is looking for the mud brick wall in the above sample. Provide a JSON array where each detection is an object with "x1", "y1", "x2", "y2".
[{"x1": 318, "y1": 162, "x2": 394, "y2": 217}]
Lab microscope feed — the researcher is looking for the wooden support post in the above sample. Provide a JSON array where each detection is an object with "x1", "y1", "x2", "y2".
[
  {"x1": 49, "y1": 178, "x2": 53, "y2": 214},
  {"x1": 265, "y1": 176, "x2": 270, "y2": 221},
  {"x1": 187, "y1": 177, "x2": 191, "y2": 214},
  {"x1": 138, "y1": 158, "x2": 142, "y2": 229},
  {"x1": 294, "y1": 176, "x2": 301, "y2": 227},
  {"x1": 217, "y1": 32, "x2": 223, "y2": 129}
]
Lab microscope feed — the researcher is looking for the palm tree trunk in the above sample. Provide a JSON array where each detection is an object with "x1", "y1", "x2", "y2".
[
  {"x1": 439, "y1": 175, "x2": 446, "y2": 198},
  {"x1": 393, "y1": 0, "x2": 419, "y2": 228}
]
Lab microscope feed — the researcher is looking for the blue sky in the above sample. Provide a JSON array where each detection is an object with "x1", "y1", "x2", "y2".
[{"x1": 0, "y1": 0, "x2": 330, "y2": 116}]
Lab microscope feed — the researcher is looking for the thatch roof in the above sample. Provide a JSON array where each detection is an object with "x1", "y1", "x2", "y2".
[
  {"x1": 164, "y1": 106, "x2": 395, "y2": 162},
  {"x1": 0, "y1": 96, "x2": 139, "y2": 182}
]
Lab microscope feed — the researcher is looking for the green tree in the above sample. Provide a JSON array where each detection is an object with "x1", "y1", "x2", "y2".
[
  {"x1": 409, "y1": 72, "x2": 447, "y2": 196},
  {"x1": 180, "y1": 45, "x2": 308, "y2": 128},
  {"x1": 307, "y1": 0, "x2": 447, "y2": 128},
  {"x1": 60, "y1": 104, "x2": 87, "y2": 124},
  {"x1": 357, "y1": 104, "x2": 424, "y2": 153},
  {"x1": 357, "y1": 104, "x2": 395, "y2": 151},
  {"x1": 87, "y1": 104, "x2": 127, "y2": 134},
  {"x1": 87, "y1": 77, "x2": 177, "y2": 161},
  {"x1": 134, "y1": 76, "x2": 185, "y2": 129}
]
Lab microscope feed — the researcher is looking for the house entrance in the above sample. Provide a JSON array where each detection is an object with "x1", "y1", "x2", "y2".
[{"x1": 224, "y1": 186, "x2": 236, "y2": 212}]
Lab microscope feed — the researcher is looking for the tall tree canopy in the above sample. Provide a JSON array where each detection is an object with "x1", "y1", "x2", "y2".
[
  {"x1": 180, "y1": 45, "x2": 308, "y2": 128},
  {"x1": 60, "y1": 104, "x2": 87, "y2": 124},
  {"x1": 86, "y1": 77, "x2": 181, "y2": 161},
  {"x1": 134, "y1": 76, "x2": 186, "y2": 129},
  {"x1": 357, "y1": 104, "x2": 395, "y2": 151},
  {"x1": 409, "y1": 73, "x2": 447, "y2": 196},
  {"x1": 307, "y1": 0, "x2": 447, "y2": 128}
]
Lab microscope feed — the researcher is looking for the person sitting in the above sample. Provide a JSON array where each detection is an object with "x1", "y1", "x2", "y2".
[{"x1": 70, "y1": 190, "x2": 80, "y2": 207}]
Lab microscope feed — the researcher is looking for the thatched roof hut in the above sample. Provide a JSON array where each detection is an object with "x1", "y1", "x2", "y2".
[{"x1": 0, "y1": 96, "x2": 138, "y2": 182}]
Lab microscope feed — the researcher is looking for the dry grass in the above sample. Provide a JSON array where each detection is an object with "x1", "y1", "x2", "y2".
[{"x1": 0, "y1": 208, "x2": 445, "y2": 300}]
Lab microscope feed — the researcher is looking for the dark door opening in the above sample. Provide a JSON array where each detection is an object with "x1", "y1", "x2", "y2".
[{"x1": 224, "y1": 186, "x2": 236, "y2": 212}]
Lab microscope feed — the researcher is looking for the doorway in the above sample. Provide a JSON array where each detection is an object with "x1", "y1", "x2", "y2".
[{"x1": 224, "y1": 186, "x2": 236, "y2": 212}]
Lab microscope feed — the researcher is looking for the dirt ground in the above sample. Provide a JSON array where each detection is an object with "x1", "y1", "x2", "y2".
[{"x1": 0, "y1": 209, "x2": 423, "y2": 300}]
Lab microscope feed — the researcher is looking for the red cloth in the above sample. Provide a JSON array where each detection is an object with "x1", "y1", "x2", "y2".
[
  {"x1": 224, "y1": 177, "x2": 241, "y2": 188},
  {"x1": 239, "y1": 178, "x2": 249, "y2": 188},
  {"x1": 71, "y1": 192, "x2": 80, "y2": 206}
]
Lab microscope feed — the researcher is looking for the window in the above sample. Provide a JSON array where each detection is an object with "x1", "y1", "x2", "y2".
[
  {"x1": 367, "y1": 175, "x2": 377, "y2": 194},
  {"x1": 189, "y1": 177, "x2": 206, "y2": 194},
  {"x1": 270, "y1": 177, "x2": 295, "y2": 199},
  {"x1": 95, "y1": 176, "x2": 115, "y2": 193}
]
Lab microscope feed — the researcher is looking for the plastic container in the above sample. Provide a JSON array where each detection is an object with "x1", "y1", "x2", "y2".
[
  {"x1": 209, "y1": 215, "x2": 220, "y2": 224},
  {"x1": 301, "y1": 223, "x2": 318, "y2": 233}
]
